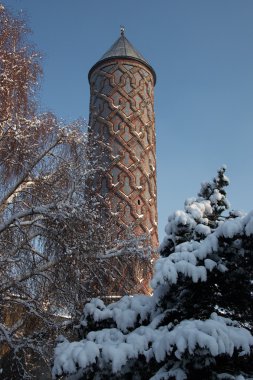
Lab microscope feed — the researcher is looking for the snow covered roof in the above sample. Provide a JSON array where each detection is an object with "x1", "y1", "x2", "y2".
[{"x1": 88, "y1": 29, "x2": 156, "y2": 84}]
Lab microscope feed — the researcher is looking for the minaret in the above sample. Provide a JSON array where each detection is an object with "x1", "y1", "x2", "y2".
[{"x1": 88, "y1": 28, "x2": 158, "y2": 249}]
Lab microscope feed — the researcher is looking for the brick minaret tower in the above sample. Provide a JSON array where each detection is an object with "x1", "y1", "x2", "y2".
[{"x1": 88, "y1": 28, "x2": 158, "y2": 250}]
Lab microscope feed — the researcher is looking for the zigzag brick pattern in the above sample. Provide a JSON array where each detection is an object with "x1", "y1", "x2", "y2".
[{"x1": 89, "y1": 58, "x2": 158, "y2": 248}]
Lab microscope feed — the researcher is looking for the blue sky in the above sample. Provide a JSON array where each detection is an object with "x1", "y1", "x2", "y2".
[{"x1": 4, "y1": 0, "x2": 253, "y2": 239}]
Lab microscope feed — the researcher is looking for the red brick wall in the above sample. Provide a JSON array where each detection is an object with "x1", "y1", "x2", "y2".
[{"x1": 89, "y1": 58, "x2": 158, "y2": 248}]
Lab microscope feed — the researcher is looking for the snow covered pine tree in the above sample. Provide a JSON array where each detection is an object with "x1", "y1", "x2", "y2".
[{"x1": 53, "y1": 167, "x2": 253, "y2": 380}]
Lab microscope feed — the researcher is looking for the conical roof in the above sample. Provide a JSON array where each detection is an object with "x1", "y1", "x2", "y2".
[
  {"x1": 88, "y1": 30, "x2": 156, "y2": 84},
  {"x1": 100, "y1": 33, "x2": 146, "y2": 62}
]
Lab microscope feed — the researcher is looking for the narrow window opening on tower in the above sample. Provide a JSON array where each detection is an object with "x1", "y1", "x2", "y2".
[{"x1": 137, "y1": 199, "x2": 141, "y2": 205}]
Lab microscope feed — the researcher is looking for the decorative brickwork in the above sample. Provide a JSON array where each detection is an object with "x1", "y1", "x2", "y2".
[
  {"x1": 88, "y1": 32, "x2": 158, "y2": 252},
  {"x1": 88, "y1": 56, "x2": 158, "y2": 248}
]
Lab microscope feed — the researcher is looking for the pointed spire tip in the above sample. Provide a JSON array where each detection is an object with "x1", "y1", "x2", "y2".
[{"x1": 88, "y1": 27, "x2": 156, "y2": 85}]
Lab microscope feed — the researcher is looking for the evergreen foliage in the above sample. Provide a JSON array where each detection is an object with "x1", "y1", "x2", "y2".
[{"x1": 53, "y1": 168, "x2": 253, "y2": 380}]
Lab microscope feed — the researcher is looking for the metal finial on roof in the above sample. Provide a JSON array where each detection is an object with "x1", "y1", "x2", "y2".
[
  {"x1": 120, "y1": 26, "x2": 125, "y2": 36},
  {"x1": 88, "y1": 29, "x2": 156, "y2": 84}
]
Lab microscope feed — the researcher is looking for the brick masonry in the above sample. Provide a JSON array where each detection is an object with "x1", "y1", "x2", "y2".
[{"x1": 88, "y1": 57, "x2": 158, "y2": 248}]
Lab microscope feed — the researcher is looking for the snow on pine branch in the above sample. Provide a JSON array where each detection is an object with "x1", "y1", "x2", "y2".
[
  {"x1": 53, "y1": 207, "x2": 253, "y2": 378},
  {"x1": 152, "y1": 210, "x2": 253, "y2": 289},
  {"x1": 52, "y1": 312, "x2": 253, "y2": 378},
  {"x1": 52, "y1": 167, "x2": 253, "y2": 379},
  {"x1": 159, "y1": 166, "x2": 232, "y2": 257},
  {"x1": 80, "y1": 295, "x2": 154, "y2": 333},
  {"x1": 52, "y1": 168, "x2": 253, "y2": 379}
]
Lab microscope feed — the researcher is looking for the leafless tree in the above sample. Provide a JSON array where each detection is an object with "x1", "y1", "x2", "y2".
[{"x1": 0, "y1": 5, "x2": 153, "y2": 378}]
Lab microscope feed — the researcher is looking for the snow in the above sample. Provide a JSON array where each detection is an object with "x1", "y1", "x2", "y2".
[
  {"x1": 150, "y1": 366, "x2": 187, "y2": 380},
  {"x1": 218, "y1": 375, "x2": 253, "y2": 380},
  {"x1": 185, "y1": 199, "x2": 213, "y2": 220},
  {"x1": 156, "y1": 211, "x2": 253, "y2": 289},
  {"x1": 204, "y1": 258, "x2": 217, "y2": 271},
  {"x1": 81, "y1": 295, "x2": 154, "y2": 333},
  {"x1": 52, "y1": 339, "x2": 99, "y2": 378},
  {"x1": 103, "y1": 342, "x2": 135, "y2": 373},
  {"x1": 195, "y1": 223, "x2": 211, "y2": 236},
  {"x1": 151, "y1": 258, "x2": 178, "y2": 286},
  {"x1": 160, "y1": 189, "x2": 231, "y2": 255},
  {"x1": 53, "y1": 206, "x2": 253, "y2": 378},
  {"x1": 210, "y1": 188, "x2": 223, "y2": 203},
  {"x1": 217, "y1": 263, "x2": 228, "y2": 272},
  {"x1": 53, "y1": 312, "x2": 253, "y2": 378},
  {"x1": 52, "y1": 171, "x2": 253, "y2": 379},
  {"x1": 245, "y1": 211, "x2": 253, "y2": 236},
  {"x1": 220, "y1": 218, "x2": 243, "y2": 238},
  {"x1": 169, "y1": 250, "x2": 196, "y2": 264},
  {"x1": 164, "y1": 210, "x2": 197, "y2": 236}
]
